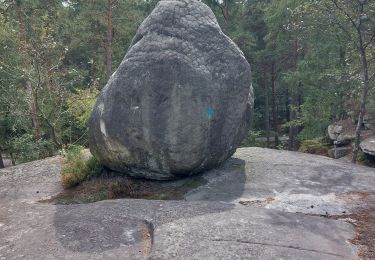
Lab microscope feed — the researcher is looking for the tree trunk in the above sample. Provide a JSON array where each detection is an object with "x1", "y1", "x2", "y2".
[
  {"x1": 219, "y1": 0, "x2": 229, "y2": 22},
  {"x1": 271, "y1": 62, "x2": 279, "y2": 147},
  {"x1": 288, "y1": 92, "x2": 299, "y2": 150},
  {"x1": 15, "y1": 1, "x2": 40, "y2": 139},
  {"x1": 288, "y1": 38, "x2": 299, "y2": 150},
  {"x1": 10, "y1": 153, "x2": 16, "y2": 166},
  {"x1": 352, "y1": 43, "x2": 369, "y2": 163},
  {"x1": 285, "y1": 87, "x2": 290, "y2": 127},
  {"x1": 263, "y1": 67, "x2": 270, "y2": 147},
  {"x1": 105, "y1": 0, "x2": 113, "y2": 79},
  {"x1": 89, "y1": 57, "x2": 97, "y2": 88},
  {"x1": 0, "y1": 151, "x2": 4, "y2": 169},
  {"x1": 45, "y1": 119, "x2": 62, "y2": 148},
  {"x1": 27, "y1": 81, "x2": 40, "y2": 139}
]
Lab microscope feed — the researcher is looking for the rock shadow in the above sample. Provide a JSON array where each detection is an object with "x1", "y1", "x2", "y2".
[
  {"x1": 184, "y1": 157, "x2": 247, "y2": 202},
  {"x1": 53, "y1": 157, "x2": 247, "y2": 254}
]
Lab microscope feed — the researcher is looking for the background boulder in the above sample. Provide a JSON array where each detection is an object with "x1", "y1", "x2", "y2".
[
  {"x1": 328, "y1": 119, "x2": 356, "y2": 145},
  {"x1": 360, "y1": 138, "x2": 375, "y2": 162}
]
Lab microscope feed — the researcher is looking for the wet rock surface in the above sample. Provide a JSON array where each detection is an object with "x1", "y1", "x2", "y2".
[
  {"x1": 1, "y1": 148, "x2": 375, "y2": 259},
  {"x1": 89, "y1": 0, "x2": 253, "y2": 180}
]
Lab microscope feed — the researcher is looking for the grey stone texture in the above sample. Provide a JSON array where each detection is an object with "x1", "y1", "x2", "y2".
[
  {"x1": 360, "y1": 137, "x2": 375, "y2": 156},
  {"x1": 89, "y1": 0, "x2": 253, "y2": 179},
  {"x1": 1, "y1": 148, "x2": 375, "y2": 259},
  {"x1": 328, "y1": 123, "x2": 355, "y2": 145}
]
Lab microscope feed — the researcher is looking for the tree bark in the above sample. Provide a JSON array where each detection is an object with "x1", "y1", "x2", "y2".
[
  {"x1": 105, "y1": 0, "x2": 113, "y2": 79},
  {"x1": 218, "y1": 0, "x2": 229, "y2": 22},
  {"x1": 263, "y1": 66, "x2": 270, "y2": 147},
  {"x1": 15, "y1": 1, "x2": 40, "y2": 139},
  {"x1": 10, "y1": 153, "x2": 16, "y2": 166},
  {"x1": 288, "y1": 38, "x2": 299, "y2": 151},
  {"x1": 352, "y1": 39, "x2": 369, "y2": 163},
  {"x1": 0, "y1": 151, "x2": 4, "y2": 169},
  {"x1": 271, "y1": 62, "x2": 279, "y2": 147}
]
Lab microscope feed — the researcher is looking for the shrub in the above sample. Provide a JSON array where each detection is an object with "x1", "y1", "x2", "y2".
[
  {"x1": 67, "y1": 88, "x2": 99, "y2": 129},
  {"x1": 356, "y1": 149, "x2": 369, "y2": 163},
  {"x1": 298, "y1": 138, "x2": 329, "y2": 156},
  {"x1": 10, "y1": 134, "x2": 55, "y2": 163},
  {"x1": 240, "y1": 130, "x2": 262, "y2": 147},
  {"x1": 61, "y1": 146, "x2": 103, "y2": 188}
]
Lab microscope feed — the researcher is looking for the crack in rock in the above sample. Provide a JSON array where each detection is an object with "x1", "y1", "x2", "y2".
[{"x1": 211, "y1": 238, "x2": 344, "y2": 257}]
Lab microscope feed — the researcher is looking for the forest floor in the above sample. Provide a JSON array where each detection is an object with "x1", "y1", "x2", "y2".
[{"x1": 332, "y1": 192, "x2": 375, "y2": 259}]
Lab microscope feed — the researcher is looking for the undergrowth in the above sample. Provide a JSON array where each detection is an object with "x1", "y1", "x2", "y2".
[
  {"x1": 61, "y1": 145, "x2": 103, "y2": 188},
  {"x1": 298, "y1": 137, "x2": 330, "y2": 156}
]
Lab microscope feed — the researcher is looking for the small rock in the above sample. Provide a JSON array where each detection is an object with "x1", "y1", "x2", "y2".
[{"x1": 328, "y1": 119, "x2": 356, "y2": 145}]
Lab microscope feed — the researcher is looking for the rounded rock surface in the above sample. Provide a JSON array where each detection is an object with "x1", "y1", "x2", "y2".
[
  {"x1": 360, "y1": 137, "x2": 375, "y2": 156},
  {"x1": 89, "y1": 0, "x2": 253, "y2": 180}
]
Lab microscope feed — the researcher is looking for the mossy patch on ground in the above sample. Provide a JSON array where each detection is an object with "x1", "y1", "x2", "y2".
[
  {"x1": 52, "y1": 146, "x2": 208, "y2": 204},
  {"x1": 48, "y1": 170, "x2": 207, "y2": 204}
]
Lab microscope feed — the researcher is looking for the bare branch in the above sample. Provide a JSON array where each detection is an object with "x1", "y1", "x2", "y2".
[
  {"x1": 330, "y1": 0, "x2": 359, "y2": 32},
  {"x1": 364, "y1": 32, "x2": 375, "y2": 49}
]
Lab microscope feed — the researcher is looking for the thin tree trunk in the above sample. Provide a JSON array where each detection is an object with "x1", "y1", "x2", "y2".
[
  {"x1": 264, "y1": 67, "x2": 270, "y2": 147},
  {"x1": 46, "y1": 119, "x2": 61, "y2": 148},
  {"x1": 271, "y1": 62, "x2": 279, "y2": 147},
  {"x1": 0, "y1": 151, "x2": 4, "y2": 169},
  {"x1": 45, "y1": 53, "x2": 55, "y2": 91},
  {"x1": 27, "y1": 81, "x2": 40, "y2": 138},
  {"x1": 285, "y1": 87, "x2": 290, "y2": 126},
  {"x1": 105, "y1": 0, "x2": 113, "y2": 79},
  {"x1": 288, "y1": 38, "x2": 299, "y2": 150},
  {"x1": 15, "y1": 1, "x2": 40, "y2": 139},
  {"x1": 10, "y1": 153, "x2": 16, "y2": 166},
  {"x1": 352, "y1": 43, "x2": 369, "y2": 163},
  {"x1": 288, "y1": 91, "x2": 300, "y2": 150},
  {"x1": 89, "y1": 57, "x2": 97, "y2": 87},
  {"x1": 218, "y1": 0, "x2": 229, "y2": 22}
]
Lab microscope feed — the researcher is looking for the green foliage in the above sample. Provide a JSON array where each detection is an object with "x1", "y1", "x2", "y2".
[
  {"x1": 356, "y1": 149, "x2": 368, "y2": 163},
  {"x1": 367, "y1": 99, "x2": 375, "y2": 114},
  {"x1": 298, "y1": 138, "x2": 329, "y2": 156},
  {"x1": 10, "y1": 134, "x2": 55, "y2": 163},
  {"x1": 67, "y1": 89, "x2": 98, "y2": 128},
  {"x1": 60, "y1": 144, "x2": 84, "y2": 161},
  {"x1": 0, "y1": 0, "x2": 374, "y2": 162},
  {"x1": 240, "y1": 130, "x2": 262, "y2": 147},
  {"x1": 0, "y1": 0, "x2": 151, "y2": 162},
  {"x1": 61, "y1": 146, "x2": 103, "y2": 188}
]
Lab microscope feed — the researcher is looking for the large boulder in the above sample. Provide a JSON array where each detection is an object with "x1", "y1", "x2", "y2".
[
  {"x1": 360, "y1": 137, "x2": 375, "y2": 162},
  {"x1": 89, "y1": 0, "x2": 253, "y2": 180}
]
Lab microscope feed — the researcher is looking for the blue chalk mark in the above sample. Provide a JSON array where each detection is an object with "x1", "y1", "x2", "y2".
[{"x1": 207, "y1": 107, "x2": 214, "y2": 117}]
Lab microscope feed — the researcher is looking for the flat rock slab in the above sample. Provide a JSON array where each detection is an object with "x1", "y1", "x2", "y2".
[
  {"x1": 1, "y1": 200, "x2": 356, "y2": 260},
  {"x1": 1, "y1": 148, "x2": 375, "y2": 259},
  {"x1": 186, "y1": 148, "x2": 375, "y2": 215},
  {"x1": 0, "y1": 157, "x2": 62, "y2": 201},
  {"x1": 360, "y1": 137, "x2": 375, "y2": 156}
]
